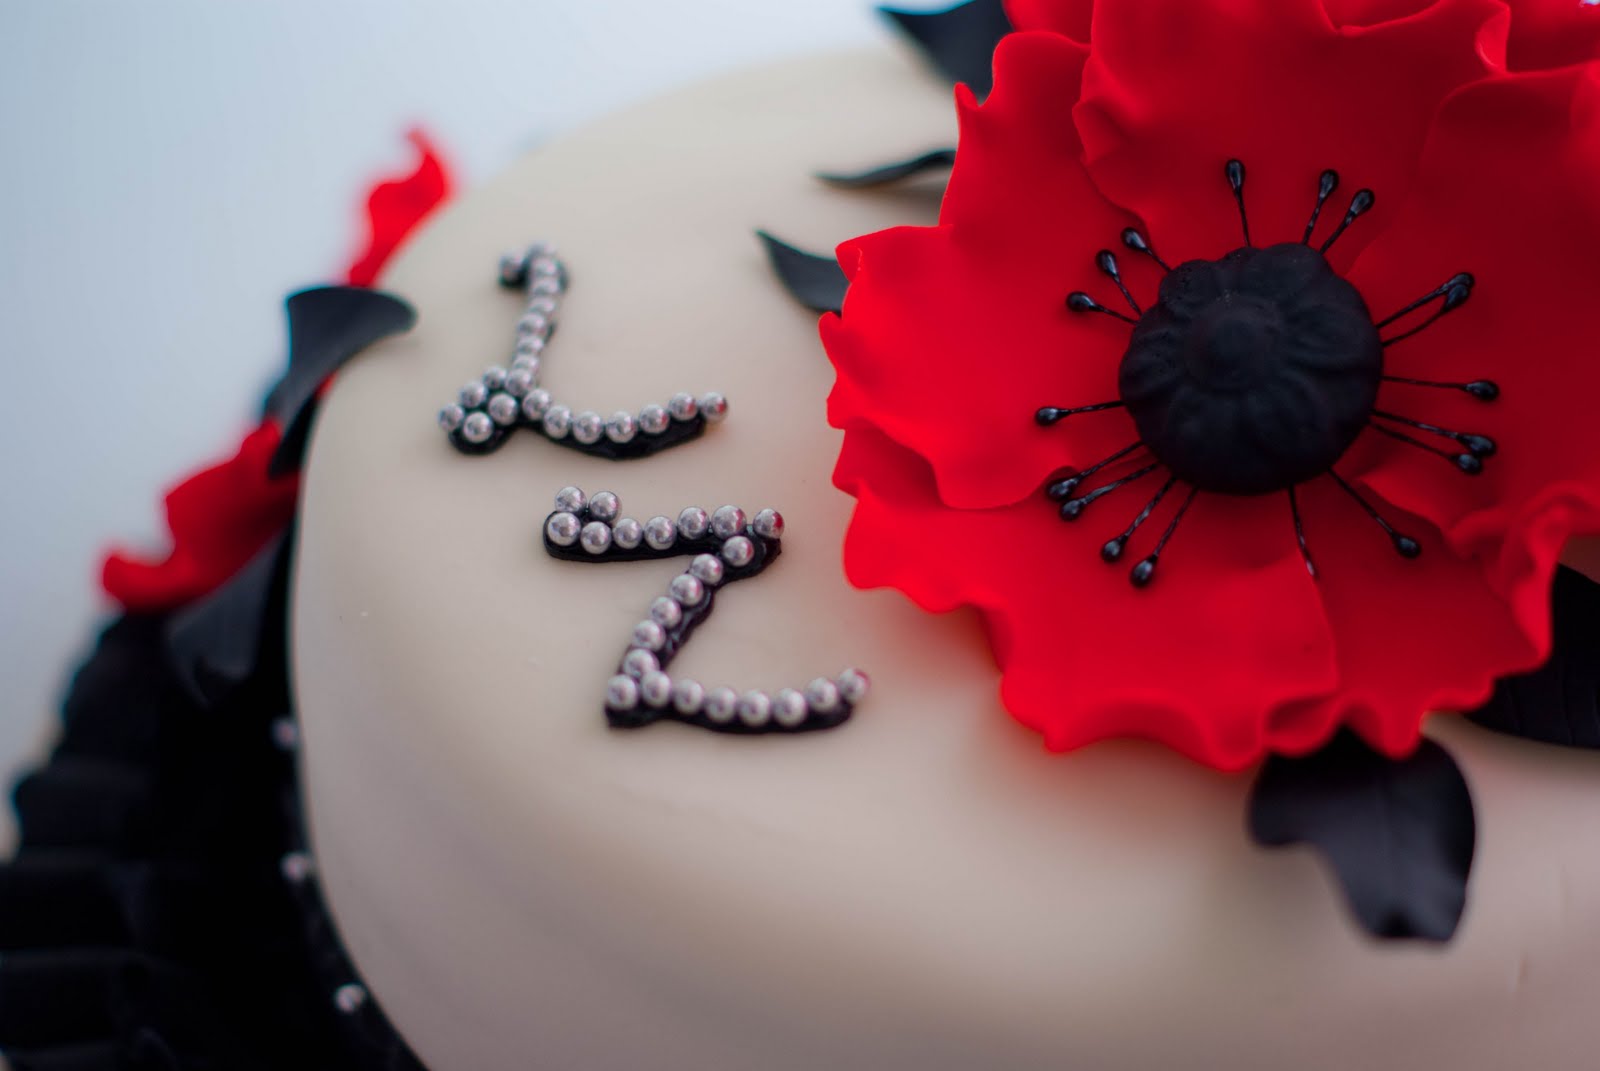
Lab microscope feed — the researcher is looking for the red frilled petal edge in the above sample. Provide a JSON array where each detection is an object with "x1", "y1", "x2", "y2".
[
  {"x1": 1347, "y1": 63, "x2": 1600, "y2": 649},
  {"x1": 1503, "y1": 0, "x2": 1600, "y2": 71},
  {"x1": 345, "y1": 127, "x2": 453, "y2": 287},
  {"x1": 835, "y1": 424, "x2": 1535, "y2": 770},
  {"x1": 828, "y1": 32, "x2": 1139, "y2": 509}
]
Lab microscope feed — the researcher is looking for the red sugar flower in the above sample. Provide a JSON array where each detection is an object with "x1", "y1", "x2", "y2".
[{"x1": 824, "y1": 0, "x2": 1600, "y2": 769}]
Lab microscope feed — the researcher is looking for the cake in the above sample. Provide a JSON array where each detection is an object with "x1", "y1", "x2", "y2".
[{"x1": 11, "y1": 2, "x2": 1600, "y2": 1069}]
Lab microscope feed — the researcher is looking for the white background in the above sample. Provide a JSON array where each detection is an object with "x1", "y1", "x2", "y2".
[{"x1": 0, "y1": 1, "x2": 918, "y2": 811}]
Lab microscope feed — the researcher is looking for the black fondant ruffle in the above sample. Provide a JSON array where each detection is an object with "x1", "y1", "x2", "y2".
[{"x1": 2, "y1": 615, "x2": 426, "y2": 1071}]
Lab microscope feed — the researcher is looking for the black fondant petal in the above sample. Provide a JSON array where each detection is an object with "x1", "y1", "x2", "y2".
[
  {"x1": 163, "y1": 528, "x2": 293, "y2": 709},
  {"x1": 817, "y1": 148, "x2": 957, "y2": 189},
  {"x1": 1248, "y1": 730, "x2": 1475, "y2": 942},
  {"x1": 756, "y1": 231, "x2": 849, "y2": 315},
  {"x1": 879, "y1": 0, "x2": 1012, "y2": 97},
  {"x1": 267, "y1": 287, "x2": 416, "y2": 477}
]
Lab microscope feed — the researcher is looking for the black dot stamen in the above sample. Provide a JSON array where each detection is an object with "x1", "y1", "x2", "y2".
[
  {"x1": 1121, "y1": 227, "x2": 1172, "y2": 272},
  {"x1": 1102, "y1": 475, "x2": 1178, "y2": 562},
  {"x1": 1036, "y1": 400, "x2": 1126, "y2": 426},
  {"x1": 1318, "y1": 187, "x2": 1376, "y2": 254},
  {"x1": 1047, "y1": 440, "x2": 1144, "y2": 499},
  {"x1": 1373, "y1": 410, "x2": 1495, "y2": 457},
  {"x1": 1381, "y1": 375, "x2": 1499, "y2": 402},
  {"x1": 1059, "y1": 463, "x2": 1160, "y2": 521},
  {"x1": 1376, "y1": 273, "x2": 1474, "y2": 329},
  {"x1": 1130, "y1": 486, "x2": 1199, "y2": 588},
  {"x1": 1066, "y1": 291, "x2": 1137, "y2": 325},
  {"x1": 1096, "y1": 250, "x2": 1142, "y2": 315},
  {"x1": 1381, "y1": 279, "x2": 1473, "y2": 348},
  {"x1": 1302, "y1": 169, "x2": 1340, "y2": 245},
  {"x1": 1329, "y1": 471, "x2": 1421, "y2": 558},
  {"x1": 1225, "y1": 159, "x2": 1251, "y2": 248},
  {"x1": 1368, "y1": 422, "x2": 1484, "y2": 475}
]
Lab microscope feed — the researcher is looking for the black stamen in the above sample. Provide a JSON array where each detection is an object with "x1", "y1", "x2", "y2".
[
  {"x1": 1329, "y1": 471, "x2": 1421, "y2": 558},
  {"x1": 1066, "y1": 291, "x2": 1137, "y2": 325},
  {"x1": 1302, "y1": 169, "x2": 1340, "y2": 245},
  {"x1": 1369, "y1": 422, "x2": 1484, "y2": 474},
  {"x1": 1319, "y1": 188, "x2": 1376, "y2": 254},
  {"x1": 1381, "y1": 281, "x2": 1473, "y2": 347},
  {"x1": 1035, "y1": 400, "x2": 1126, "y2": 427},
  {"x1": 1376, "y1": 272, "x2": 1474, "y2": 329},
  {"x1": 1059, "y1": 463, "x2": 1160, "y2": 521},
  {"x1": 1225, "y1": 159, "x2": 1251, "y2": 247},
  {"x1": 1289, "y1": 486, "x2": 1316, "y2": 578},
  {"x1": 1381, "y1": 375, "x2": 1499, "y2": 402},
  {"x1": 1047, "y1": 441, "x2": 1143, "y2": 499},
  {"x1": 1120, "y1": 228, "x2": 1172, "y2": 273},
  {"x1": 1130, "y1": 486, "x2": 1199, "y2": 587},
  {"x1": 1095, "y1": 250, "x2": 1142, "y2": 315},
  {"x1": 1101, "y1": 475, "x2": 1177, "y2": 562},
  {"x1": 1373, "y1": 409, "x2": 1495, "y2": 457}
]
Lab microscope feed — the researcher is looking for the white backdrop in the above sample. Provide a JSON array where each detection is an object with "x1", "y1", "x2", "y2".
[{"x1": 0, "y1": 1, "x2": 920, "y2": 811}]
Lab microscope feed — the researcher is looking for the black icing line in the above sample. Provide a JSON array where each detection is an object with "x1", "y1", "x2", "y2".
[
  {"x1": 1248, "y1": 729, "x2": 1475, "y2": 943},
  {"x1": 879, "y1": 0, "x2": 1012, "y2": 98},
  {"x1": 165, "y1": 526, "x2": 294, "y2": 708},
  {"x1": 268, "y1": 287, "x2": 417, "y2": 478},
  {"x1": 756, "y1": 231, "x2": 849, "y2": 315},
  {"x1": 1468, "y1": 565, "x2": 1600, "y2": 748},
  {"x1": 817, "y1": 147, "x2": 958, "y2": 189}
]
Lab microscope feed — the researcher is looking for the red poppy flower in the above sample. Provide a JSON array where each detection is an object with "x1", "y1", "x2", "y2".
[{"x1": 823, "y1": 0, "x2": 1600, "y2": 769}]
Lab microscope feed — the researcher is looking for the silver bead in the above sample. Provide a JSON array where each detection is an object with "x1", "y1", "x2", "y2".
[
  {"x1": 437, "y1": 404, "x2": 465, "y2": 432},
  {"x1": 669, "y1": 573, "x2": 705, "y2": 607},
  {"x1": 772, "y1": 688, "x2": 808, "y2": 728},
  {"x1": 487, "y1": 393, "x2": 520, "y2": 426},
  {"x1": 522, "y1": 389, "x2": 553, "y2": 422},
  {"x1": 677, "y1": 507, "x2": 710, "y2": 540},
  {"x1": 460, "y1": 380, "x2": 489, "y2": 408},
  {"x1": 280, "y1": 850, "x2": 315, "y2": 884},
  {"x1": 672, "y1": 678, "x2": 705, "y2": 715},
  {"x1": 667, "y1": 391, "x2": 698, "y2": 422},
  {"x1": 644, "y1": 515, "x2": 677, "y2": 551},
  {"x1": 720, "y1": 535, "x2": 755, "y2": 568},
  {"x1": 710, "y1": 505, "x2": 746, "y2": 540},
  {"x1": 632, "y1": 619, "x2": 667, "y2": 652},
  {"x1": 511, "y1": 354, "x2": 542, "y2": 379},
  {"x1": 542, "y1": 404, "x2": 572, "y2": 439},
  {"x1": 606, "y1": 674, "x2": 640, "y2": 710},
  {"x1": 505, "y1": 366, "x2": 536, "y2": 397},
  {"x1": 638, "y1": 403, "x2": 669, "y2": 435},
  {"x1": 613, "y1": 517, "x2": 643, "y2": 549},
  {"x1": 640, "y1": 670, "x2": 673, "y2": 708},
  {"x1": 698, "y1": 392, "x2": 729, "y2": 423},
  {"x1": 805, "y1": 677, "x2": 841, "y2": 714},
  {"x1": 622, "y1": 648, "x2": 659, "y2": 680},
  {"x1": 334, "y1": 983, "x2": 369, "y2": 1015},
  {"x1": 554, "y1": 485, "x2": 587, "y2": 512},
  {"x1": 530, "y1": 256, "x2": 563, "y2": 282},
  {"x1": 589, "y1": 491, "x2": 621, "y2": 523},
  {"x1": 530, "y1": 276, "x2": 562, "y2": 297},
  {"x1": 524, "y1": 240, "x2": 556, "y2": 260},
  {"x1": 545, "y1": 511, "x2": 581, "y2": 547},
  {"x1": 517, "y1": 311, "x2": 551, "y2": 339},
  {"x1": 606, "y1": 411, "x2": 637, "y2": 444},
  {"x1": 752, "y1": 508, "x2": 785, "y2": 540},
  {"x1": 650, "y1": 596, "x2": 683, "y2": 629},
  {"x1": 514, "y1": 335, "x2": 546, "y2": 361},
  {"x1": 525, "y1": 295, "x2": 559, "y2": 318},
  {"x1": 573, "y1": 410, "x2": 604, "y2": 445},
  {"x1": 689, "y1": 554, "x2": 724, "y2": 586},
  {"x1": 704, "y1": 686, "x2": 738, "y2": 724},
  {"x1": 499, "y1": 250, "x2": 530, "y2": 287},
  {"x1": 461, "y1": 411, "x2": 495, "y2": 444},
  {"x1": 837, "y1": 667, "x2": 871, "y2": 704},
  {"x1": 482, "y1": 365, "x2": 509, "y2": 390},
  {"x1": 270, "y1": 717, "x2": 300, "y2": 751},
  {"x1": 737, "y1": 690, "x2": 772, "y2": 728},
  {"x1": 579, "y1": 521, "x2": 613, "y2": 556}
]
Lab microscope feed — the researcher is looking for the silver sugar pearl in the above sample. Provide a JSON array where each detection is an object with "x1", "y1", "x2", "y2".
[
  {"x1": 805, "y1": 677, "x2": 842, "y2": 714},
  {"x1": 720, "y1": 536, "x2": 755, "y2": 569},
  {"x1": 640, "y1": 670, "x2": 673, "y2": 708},
  {"x1": 573, "y1": 410, "x2": 604, "y2": 445},
  {"x1": 545, "y1": 511, "x2": 581, "y2": 547},
  {"x1": 487, "y1": 393, "x2": 520, "y2": 426},
  {"x1": 334, "y1": 984, "x2": 369, "y2": 1015},
  {"x1": 437, "y1": 404, "x2": 465, "y2": 432},
  {"x1": 632, "y1": 619, "x2": 667, "y2": 652},
  {"x1": 589, "y1": 491, "x2": 621, "y2": 523},
  {"x1": 510, "y1": 355, "x2": 542, "y2": 380},
  {"x1": 677, "y1": 507, "x2": 710, "y2": 540},
  {"x1": 837, "y1": 667, "x2": 871, "y2": 704},
  {"x1": 772, "y1": 688, "x2": 808, "y2": 728},
  {"x1": 542, "y1": 404, "x2": 572, "y2": 439},
  {"x1": 516, "y1": 311, "x2": 551, "y2": 339},
  {"x1": 704, "y1": 686, "x2": 738, "y2": 724},
  {"x1": 526, "y1": 295, "x2": 559, "y2": 318},
  {"x1": 521, "y1": 389, "x2": 553, "y2": 421},
  {"x1": 698, "y1": 392, "x2": 729, "y2": 423},
  {"x1": 638, "y1": 403, "x2": 669, "y2": 436},
  {"x1": 554, "y1": 486, "x2": 587, "y2": 513},
  {"x1": 644, "y1": 515, "x2": 677, "y2": 551},
  {"x1": 461, "y1": 411, "x2": 495, "y2": 444},
  {"x1": 737, "y1": 690, "x2": 772, "y2": 728},
  {"x1": 499, "y1": 250, "x2": 530, "y2": 287},
  {"x1": 579, "y1": 521, "x2": 613, "y2": 556},
  {"x1": 270, "y1": 717, "x2": 300, "y2": 751},
  {"x1": 530, "y1": 256, "x2": 563, "y2": 282},
  {"x1": 530, "y1": 276, "x2": 561, "y2": 297},
  {"x1": 606, "y1": 411, "x2": 637, "y2": 444},
  {"x1": 613, "y1": 517, "x2": 643, "y2": 549},
  {"x1": 650, "y1": 596, "x2": 683, "y2": 629},
  {"x1": 710, "y1": 505, "x2": 747, "y2": 540},
  {"x1": 667, "y1": 391, "x2": 699, "y2": 422},
  {"x1": 460, "y1": 381, "x2": 489, "y2": 409},
  {"x1": 505, "y1": 367, "x2": 536, "y2": 397},
  {"x1": 672, "y1": 678, "x2": 705, "y2": 715},
  {"x1": 752, "y1": 508, "x2": 785, "y2": 540},
  {"x1": 280, "y1": 851, "x2": 315, "y2": 884},
  {"x1": 622, "y1": 648, "x2": 659, "y2": 680},
  {"x1": 669, "y1": 573, "x2": 705, "y2": 607},
  {"x1": 514, "y1": 335, "x2": 546, "y2": 361},
  {"x1": 689, "y1": 554, "x2": 725, "y2": 586},
  {"x1": 482, "y1": 365, "x2": 508, "y2": 390},
  {"x1": 606, "y1": 674, "x2": 640, "y2": 711}
]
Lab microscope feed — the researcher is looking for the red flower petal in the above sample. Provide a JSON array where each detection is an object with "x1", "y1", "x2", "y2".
[
  {"x1": 1348, "y1": 64, "x2": 1600, "y2": 647},
  {"x1": 1072, "y1": 0, "x2": 1508, "y2": 271},
  {"x1": 828, "y1": 32, "x2": 1139, "y2": 508},
  {"x1": 836, "y1": 425, "x2": 1344, "y2": 770},
  {"x1": 345, "y1": 128, "x2": 452, "y2": 288},
  {"x1": 1505, "y1": 0, "x2": 1600, "y2": 71},
  {"x1": 1003, "y1": 0, "x2": 1093, "y2": 40}
]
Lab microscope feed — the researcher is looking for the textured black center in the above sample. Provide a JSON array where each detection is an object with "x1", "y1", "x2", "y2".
[{"x1": 1118, "y1": 243, "x2": 1383, "y2": 496}]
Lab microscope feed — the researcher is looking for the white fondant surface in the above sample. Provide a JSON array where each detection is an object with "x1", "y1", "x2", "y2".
[{"x1": 294, "y1": 45, "x2": 1600, "y2": 1071}]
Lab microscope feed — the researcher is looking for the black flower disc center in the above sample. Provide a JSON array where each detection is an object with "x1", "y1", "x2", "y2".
[{"x1": 1119, "y1": 243, "x2": 1383, "y2": 496}]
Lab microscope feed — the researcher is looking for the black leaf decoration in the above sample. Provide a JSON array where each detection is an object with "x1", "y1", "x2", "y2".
[
  {"x1": 1248, "y1": 730, "x2": 1475, "y2": 942},
  {"x1": 1467, "y1": 565, "x2": 1600, "y2": 748},
  {"x1": 266, "y1": 286, "x2": 416, "y2": 477},
  {"x1": 757, "y1": 231, "x2": 849, "y2": 315},
  {"x1": 879, "y1": 0, "x2": 1013, "y2": 98},
  {"x1": 165, "y1": 527, "x2": 293, "y2": 709},
  {"x1": 818, "y1": 147, "x2": 957, "y2": 189}
]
